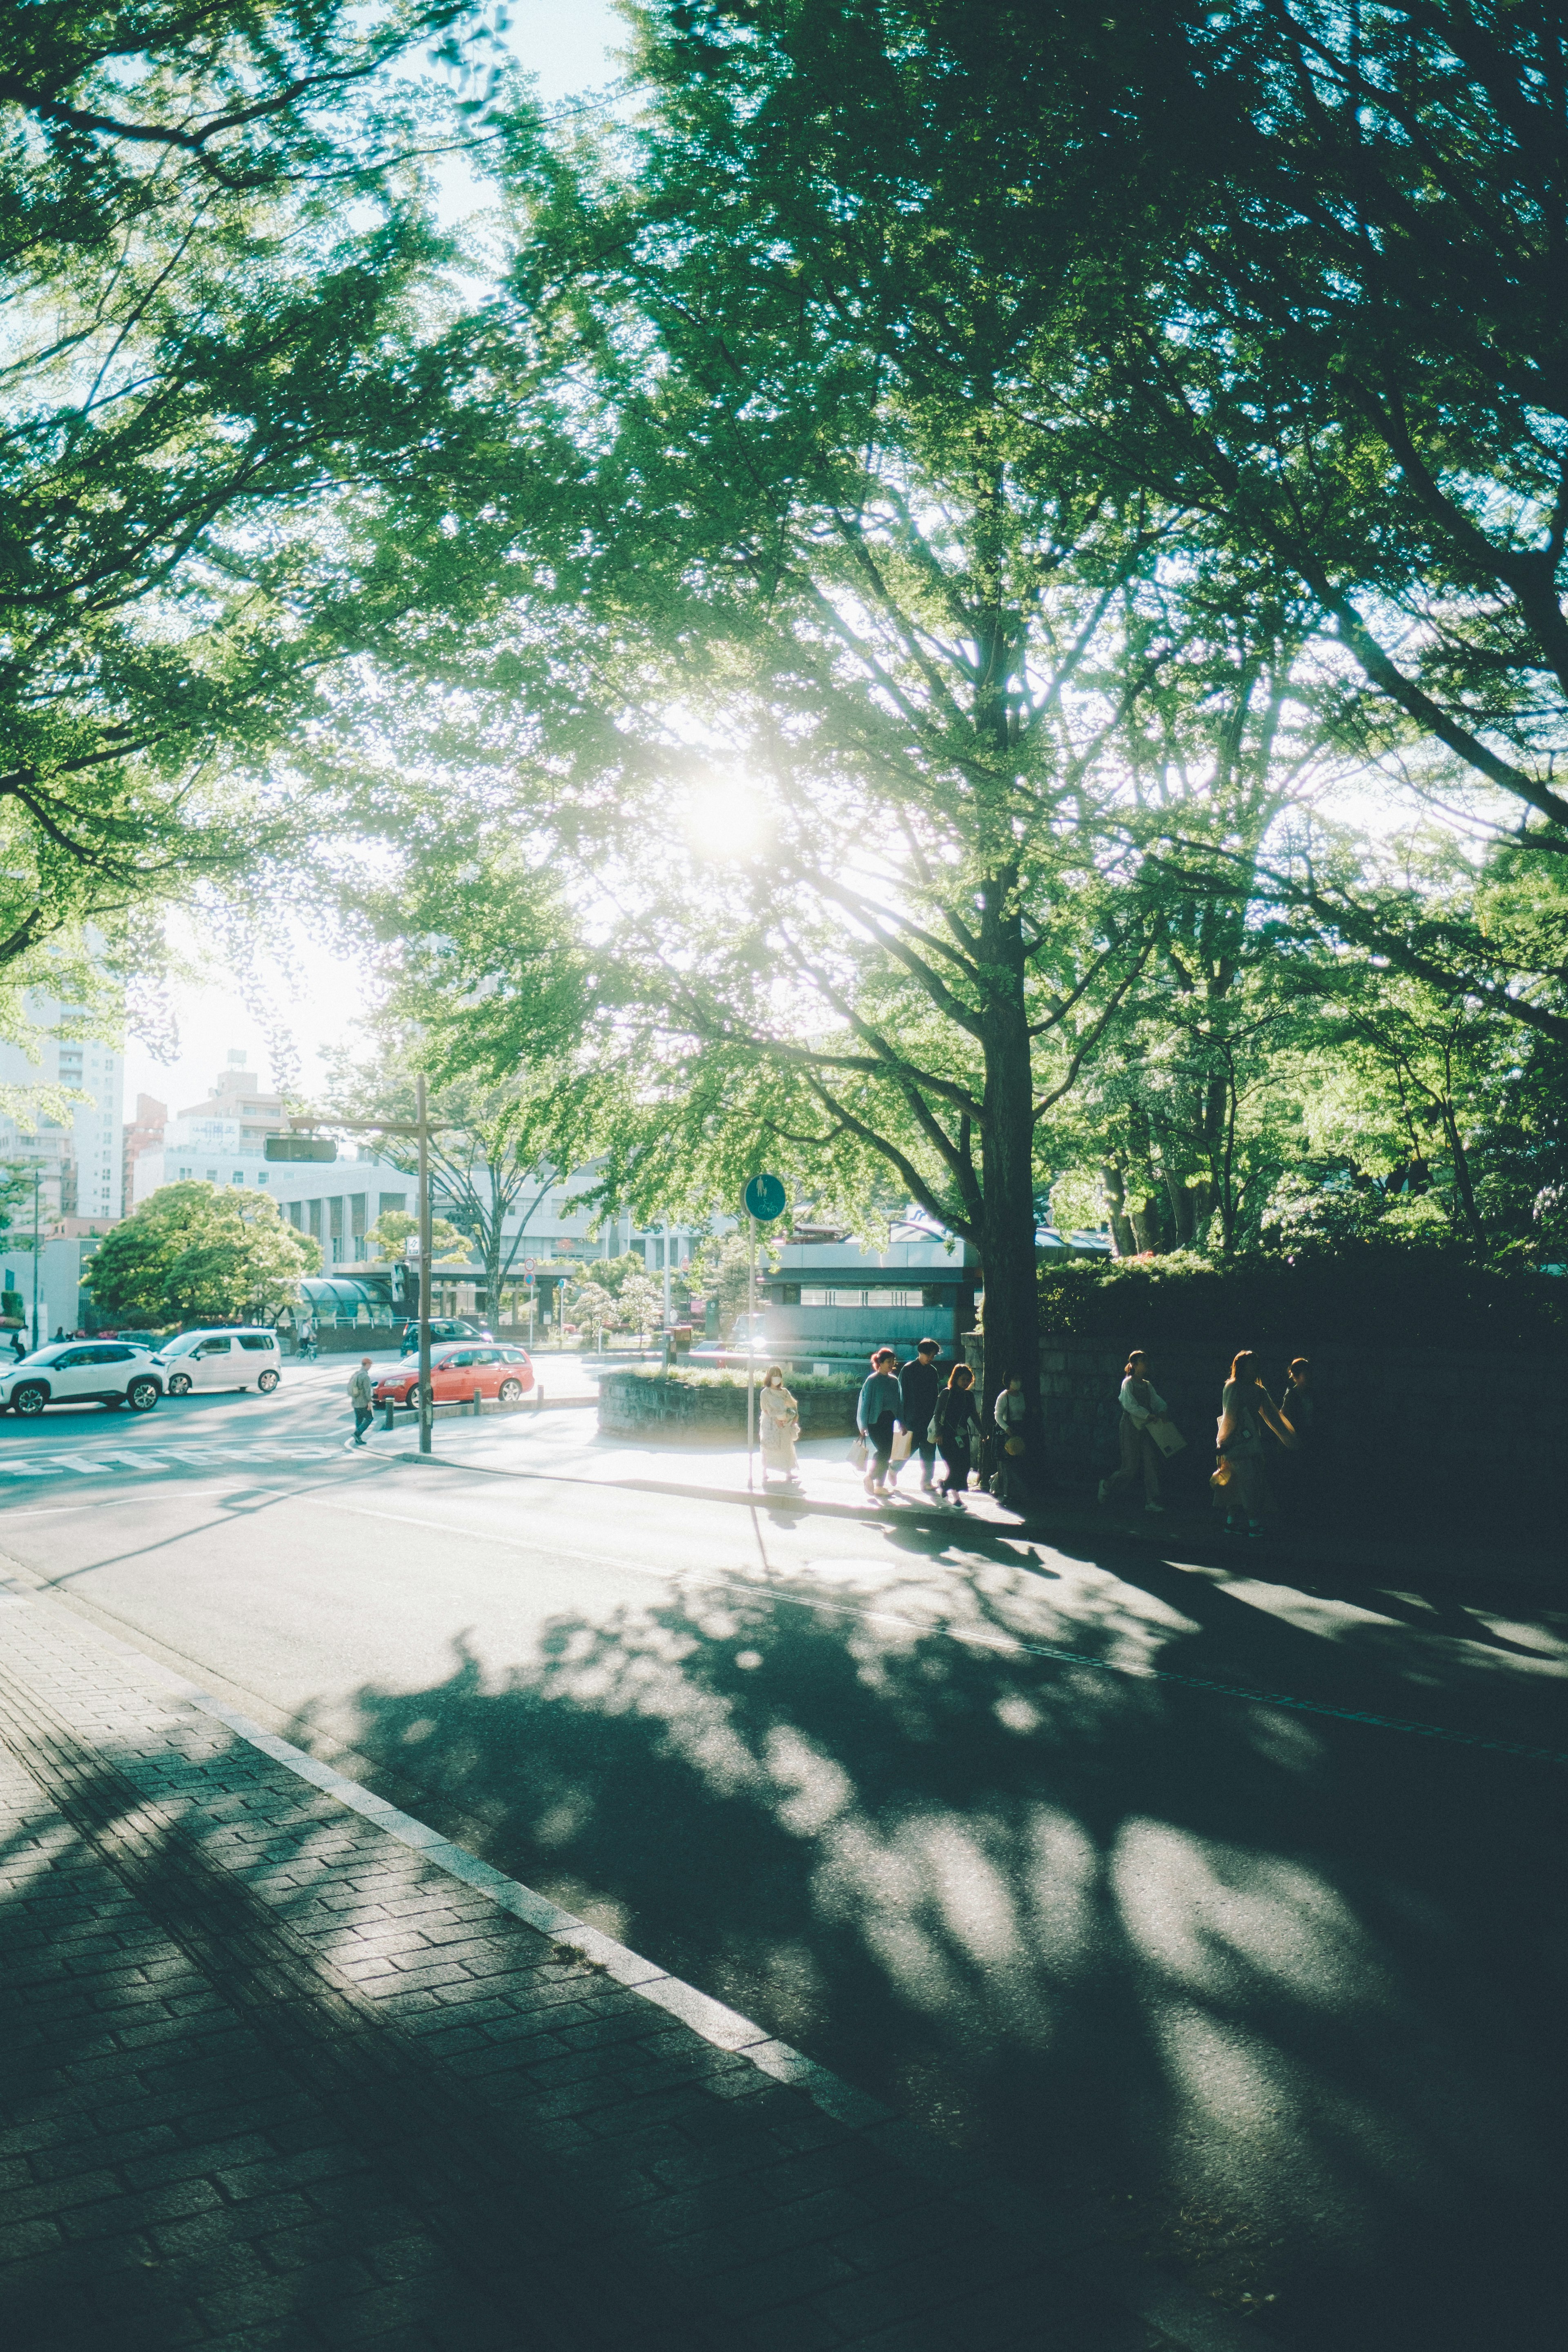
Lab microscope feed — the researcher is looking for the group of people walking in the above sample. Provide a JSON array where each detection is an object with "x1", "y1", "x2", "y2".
[
  {"x1": 765, "y1": 1338, "x2": 1314, "y2": 1533},
  {"x1": 762, "y1": 1336, "x2": 1316, "y2": 1533},
  {"x1": 1099, "y1": 1347, "x2": 1312, "y2": 1537},
  {"x1": 851, "y1": 1339, "x2": 1031, "y2": 1511}
]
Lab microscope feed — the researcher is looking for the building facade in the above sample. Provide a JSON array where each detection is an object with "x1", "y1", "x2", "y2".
[
  {"x1": 0, "y1": 989, "x2": 125, "y2": 1229},
  {"x1": 760, "y1": 1225, "x2": 980, "y2": 1365}
]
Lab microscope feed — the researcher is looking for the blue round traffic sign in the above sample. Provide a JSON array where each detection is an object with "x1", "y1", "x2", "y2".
[{"x1": 743, "y1": 1172, "x2": 787, "y2": 1222}]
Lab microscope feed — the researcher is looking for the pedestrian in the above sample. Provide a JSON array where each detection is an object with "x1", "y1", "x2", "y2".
[
  {"x1": 347, "y1": 1356, "x2": 375, "y2": 1448},
  {"x1": 932, "y1": 1363, "x2": 982, "y2": 1508},
  {"x1": 856, "y1": 1348, "x2": 903, "y2": 1500},
  {"x1": 1277, "y1": 1356, "x2": 1315, "y2": 1516},
  {"x1": 9, "y1": 1330, "x2": 24, "y2": 1361},
  {"x1": 1212, "y1": 1349, "x2": 1296, "y2": 1539},
  {"x1": 757, "y1": 1364, "x2": 800, "y2": 1486},
  {"x1": 1098, "y1": 1349, "x2": 1167, "y2": 1515},
  {"x1": 894, "y1": 1338, "x2": 943, "y2": 1494},
  {"x1": 991, "y1": 1373, "x2": 1031, "y2": 1506}
]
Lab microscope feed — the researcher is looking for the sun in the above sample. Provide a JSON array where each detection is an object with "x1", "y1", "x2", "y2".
[{"x1": 683, "y1": 783, "x2": 771, "y2": 862}]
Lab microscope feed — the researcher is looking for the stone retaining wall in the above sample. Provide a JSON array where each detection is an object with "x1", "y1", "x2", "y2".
[
  {"x1": 965, "y1": 1334, "x2": 1553, "y2": 1525},
  {"x1": 599, "y1": 1372, "x2": 858, "y2": 1443}
]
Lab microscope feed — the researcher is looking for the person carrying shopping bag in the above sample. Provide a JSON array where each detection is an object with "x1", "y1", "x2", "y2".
[
  {"x1": 856, "y1": 1348, "x2": 903, "y2": 1500},
  {"x1": 758, "y1": 1365, "x2": 801, "y2": 1487},
  {"x1": 932, "y1": 1363, "x2": 982, "y2": 1508},
  {"x1": 1098, "y1": 1350, "x2": 1179, "y2": 1515},
  {"x1": 894, "y1": 1338, "x2": 943, "y2": 1493}
]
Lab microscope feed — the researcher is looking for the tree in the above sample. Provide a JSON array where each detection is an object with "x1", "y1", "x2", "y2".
[
  {"x1": 83, "y1": 1181, "x2": 317, "y2": 1325},
  {"x1": 322, "y1": 1010, "x2": 610, "y2": 1325},
  {"x1": 374, "y1": 0, "x2": 1207, "y2": 1440},
  {"x1": 0, "y1": 0, "x2": 508, "y2": 988},
  {"x1": 1060, "y1": 0, "x2": 1568, "y2": 1038},
  {"x1": 567, "y1": 1280, "x2": 620, "y2": 1341},
  {"x1": 364, "y1": 1209, "x2": 470, "y2": 1265},
  {"x1": 617, "y1": 1272, "x2": 663, "y2": 1341}
]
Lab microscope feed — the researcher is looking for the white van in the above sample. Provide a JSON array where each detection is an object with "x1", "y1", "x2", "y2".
[{"x1": 151, "y1": 1328, "x2": 282, "y2": 1396}]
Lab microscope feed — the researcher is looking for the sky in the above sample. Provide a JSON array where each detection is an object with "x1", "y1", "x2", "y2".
[{"x1": 123, "y1": 1, "x2": 627, "y2": 1122}]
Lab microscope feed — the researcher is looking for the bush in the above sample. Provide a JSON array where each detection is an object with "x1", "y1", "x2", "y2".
[
  {"x1": 1037, "y1": 1243, "x2": 1568, "y2": 1354},
  {"x1": 618, "y1": 1365, "x2": 857, "y2": 1392}
]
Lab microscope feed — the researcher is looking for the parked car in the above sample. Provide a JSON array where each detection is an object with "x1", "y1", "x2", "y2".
[
  {"x1": 375, "y1": 1344, "x2": 534, "y2": 1411},
  {"x1": 0, "y1": 1340, "x2": 163, "y2": 1416},
  {"x1": 399, "y1": 1316, "x2": 494, "y2": 1357},
  {"x1": 149, "y1": 1328, "x2": 282, "y2": 1395}
]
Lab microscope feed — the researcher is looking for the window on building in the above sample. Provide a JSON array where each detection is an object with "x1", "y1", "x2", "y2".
[
  {"x1": 798, "y1": 1287, "x2": 927, "y2": 1308},
  {"x1": 232, "y1": 1170, "x2": 244, "y2": 1184},
  {"x1": 258, "y1": 1169, "x2": 269, "y2": 1184},
  {"x1": 206, "y1": 1168, "x2": 218, "y2": 1182}
]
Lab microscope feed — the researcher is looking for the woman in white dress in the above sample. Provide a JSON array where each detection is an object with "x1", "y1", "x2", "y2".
[{"x1": 757, "y1": 1365, "x2": 800, "y2": 1483}]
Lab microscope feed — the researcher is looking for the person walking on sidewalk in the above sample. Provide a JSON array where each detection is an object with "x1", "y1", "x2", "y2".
[
  {"x1": 991, "y1": 1373, "x2": 1032, "y2": 1507},
  {"x1": 894, "y1": 1338, "x2": 943, "y2": 1494},
  {"x1": 1099, "y1": 1350, "x2": 1167, "y2": 1515},
  {"x1": 347, "y1": 1356, "x2": 375, "y2": 1448},
  {"x1": 757, "y1": 1364, "x2": 800, "y2": 1486},
  {"x1": 933, "y1": 1363, "x2": 982, "y2": 1507},
  {"x1": 1212, "y1": 1349, "x2": 1296, "y2": 1538},
  {"x1": 857, "y1": 1348, "x2": 902, "y2": 1500}
]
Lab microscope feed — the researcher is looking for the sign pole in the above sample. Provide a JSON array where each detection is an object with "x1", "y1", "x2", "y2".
[
  {"x1": 746, "y1": 1214, "x2": 756, "y2": 1490},
  {"x1": 416, "y1": 1073, "x2": 432, "y2": 1457}
]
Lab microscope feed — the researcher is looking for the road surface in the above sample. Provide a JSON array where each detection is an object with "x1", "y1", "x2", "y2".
[{"x1": 0, "y1": 1361, "x2": 1562, "y2": 2348}]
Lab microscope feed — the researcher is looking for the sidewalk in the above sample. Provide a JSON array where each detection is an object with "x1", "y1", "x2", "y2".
[
  {"x1": 362, "y1": 1412, "x2": 1552, "y2": 1590},
  {"x1": 0, "y1": 1583, "x2": 1264, "y2": 2352}
]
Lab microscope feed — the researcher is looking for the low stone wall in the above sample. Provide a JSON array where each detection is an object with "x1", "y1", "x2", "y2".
[
  {"x1": 962, "y1": 1334, "x2": 1554, "y2": 1528},
  {"x1": 599, "y1": 1372, "x2": 859, "y2": 1443}
]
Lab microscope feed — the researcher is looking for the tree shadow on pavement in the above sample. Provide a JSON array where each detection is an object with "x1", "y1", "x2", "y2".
[{"x1": 307, "y1": 1541, "x2": 1568, "y2": 2352}]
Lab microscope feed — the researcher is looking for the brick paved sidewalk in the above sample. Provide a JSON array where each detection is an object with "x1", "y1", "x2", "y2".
[{"x1": 0, "y1": 1589, "x2": 1259, "y2": 2352}]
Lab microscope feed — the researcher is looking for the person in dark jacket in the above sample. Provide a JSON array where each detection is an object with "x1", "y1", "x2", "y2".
[
  {"x1": 856, "y1": 1348, "x2": 902, "y2": 1499},
  {"x1": 894, "y1": 1339, "x2": 943, "y2": 1494},
  {"x1": 932, "y1": 1364, "x2": 982, "y2": 1507}
]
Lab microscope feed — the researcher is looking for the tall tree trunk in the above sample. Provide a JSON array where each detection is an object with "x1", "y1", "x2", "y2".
[
  {"x1": 976, "y1": 887, "x2": 1042, "y2": 1477},
  {"x1": 1129, "y1": 1196, "x2": 1161, "y2": 1253},
  {"x1": 1100, "y1": 1164, "x2": 1138, "y2": 1257}
]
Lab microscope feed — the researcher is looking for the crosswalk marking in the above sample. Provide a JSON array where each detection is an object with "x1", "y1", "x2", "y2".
[{"x1": 0, "y1": 1444, "x2": 339, "y2": 1482}]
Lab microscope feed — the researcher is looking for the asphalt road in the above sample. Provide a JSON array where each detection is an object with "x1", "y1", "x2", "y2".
[{"x1": 0, "y1": 1362, "x2": 1563, "y2": 2349}]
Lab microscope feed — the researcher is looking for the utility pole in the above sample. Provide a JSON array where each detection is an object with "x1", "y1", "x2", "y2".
[
  {"x1": 280, "y1": 1087, "x2": 437, "y2": 1455},
  {"x1": 746, "y1": 1212, "x2": 756, "y2": 1490},
  {"x1": 416, "y1": 1074, "x2": 432, "y2": 1457},
  {"x1": 30, "y1": 1160, "x2": 41, "y2": 1350}
]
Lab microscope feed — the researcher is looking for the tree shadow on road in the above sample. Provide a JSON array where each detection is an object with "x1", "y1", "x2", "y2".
[{"x1": 301, "y1": 1540, "x2": 1568, "y2": 2352}]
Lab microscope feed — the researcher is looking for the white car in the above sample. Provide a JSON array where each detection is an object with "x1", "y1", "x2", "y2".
[
  {"x1": 151, "y1": 1328, "x2": 282, "y2": 1396},
  {"x1": 0, "y1": 1340, "x2": 163, "y2": 1417}
]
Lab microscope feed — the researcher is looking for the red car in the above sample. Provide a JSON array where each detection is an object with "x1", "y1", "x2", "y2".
[{"x1": 374, "y1": 1343, "x2": 536, "y2": 1412}]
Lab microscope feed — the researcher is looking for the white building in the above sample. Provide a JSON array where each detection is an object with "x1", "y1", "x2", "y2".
[
  {"x1": 0, "y1": 989, "x2": 125, "y2": 1339},
  {"x1": 123, "y1": 1060, "x2": 712, "y2": 1308}
]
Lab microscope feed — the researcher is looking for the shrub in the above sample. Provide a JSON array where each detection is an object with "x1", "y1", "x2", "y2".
[
  {"x1": 1037, "y1": 1243, "x2": 1568, "y2": 1354},
  {"x1": 613, "y1": 1365, "x2": 857, "y2": 1392}
]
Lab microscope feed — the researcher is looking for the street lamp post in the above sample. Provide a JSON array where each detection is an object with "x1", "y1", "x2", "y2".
[
  {"x1": 30, "y1": 1161, "x2": 41, "y2": 1350},
  {"x1": 416, "y1": 1074, "x2": 432, "y2": 1457}
]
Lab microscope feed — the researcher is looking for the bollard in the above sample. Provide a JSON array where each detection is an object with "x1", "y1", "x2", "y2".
[
  {"x1": 382, "y1": 1399, "x2": 394, "y2": 1432},
  {"x1": 535, "y1": 1383, "x2": 544, "y2": 1410},
  {"x1": 472, "y1": 1386, "x2": 482, "y2": 1419}
]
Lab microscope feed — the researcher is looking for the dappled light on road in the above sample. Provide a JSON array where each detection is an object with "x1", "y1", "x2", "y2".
[{"x1": 305, "y1": 1533, "x2": 1566, "y2": 2343}]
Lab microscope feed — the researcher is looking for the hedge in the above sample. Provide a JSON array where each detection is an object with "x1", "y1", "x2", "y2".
[
  {"x1": 619, "y1": 1365, "x2": 858, "y2": 1392},
  {"x1": 1036, "y1": 1244, "x2": 1568, "y2": 1354}
]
